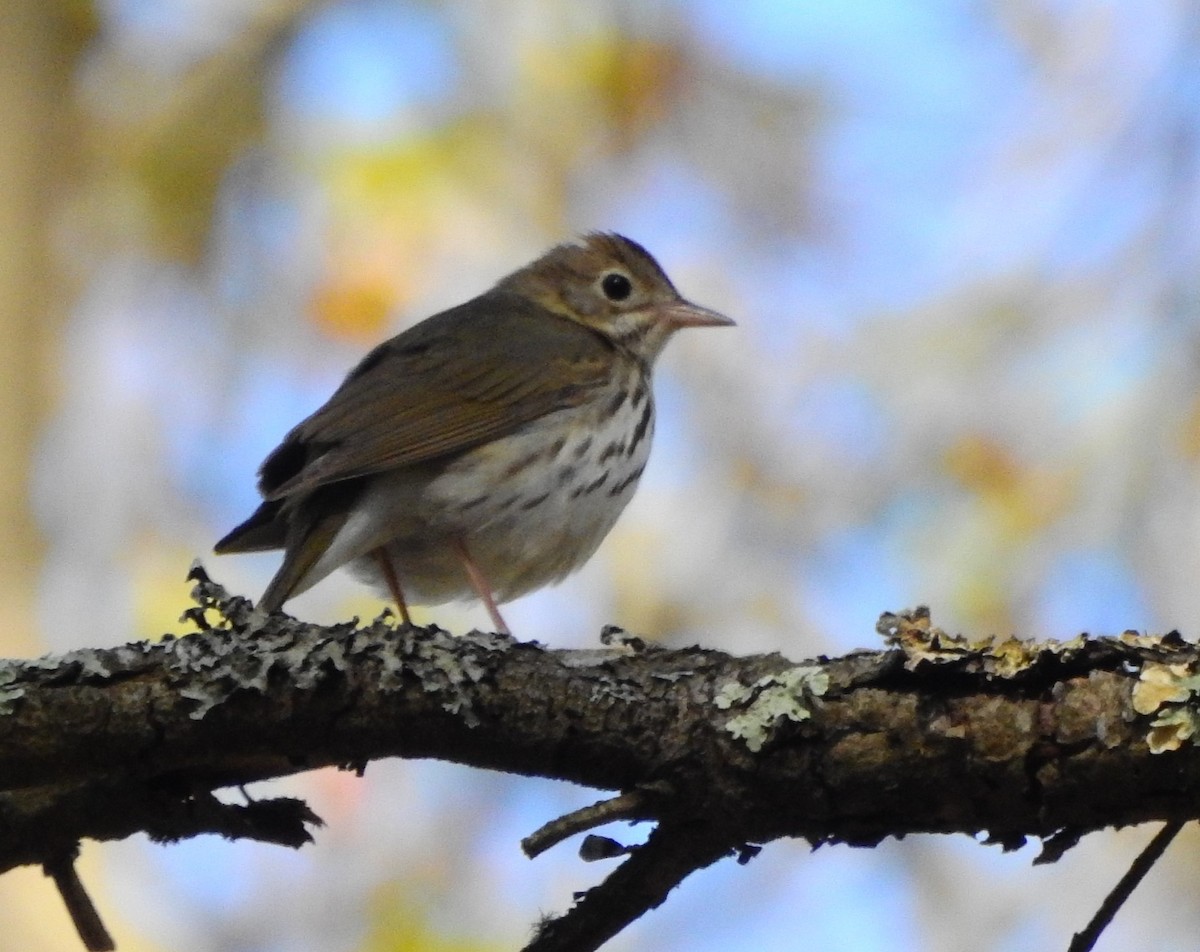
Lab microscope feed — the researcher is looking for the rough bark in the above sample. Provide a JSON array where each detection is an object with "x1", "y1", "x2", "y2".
[{"x1": 3, "y1": 567, "x2": 1199, "y2": 951}]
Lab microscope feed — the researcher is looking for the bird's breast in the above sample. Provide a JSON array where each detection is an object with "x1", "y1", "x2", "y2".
[{"x1": 419, "y1": 366, "x2": 655, "y2": 599}]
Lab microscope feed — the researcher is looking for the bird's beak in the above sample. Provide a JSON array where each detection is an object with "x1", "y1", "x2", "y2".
[{"x1": 662, "y1": 299, "x2": 735, "y2": 329}]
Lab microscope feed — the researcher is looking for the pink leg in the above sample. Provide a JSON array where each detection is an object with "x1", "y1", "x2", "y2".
[
  {"x1": 373, "y1": 548, "x2": 413, "y2": 626},
  {"x1": 452, "y1": 538, "x2": 510, "y2": 634}
]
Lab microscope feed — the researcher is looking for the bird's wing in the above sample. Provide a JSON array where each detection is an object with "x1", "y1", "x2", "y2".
[{"x1": 259, "y1": 293, "x2": 614, "y2": 501}]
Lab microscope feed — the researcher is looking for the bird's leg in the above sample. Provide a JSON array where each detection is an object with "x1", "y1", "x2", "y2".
[
  {"x1": 452, "y1": 537, "x2": 510, "y2": 634},
  {"x1": 373, "y1": 548, "x2": 412, "y2": 626}
]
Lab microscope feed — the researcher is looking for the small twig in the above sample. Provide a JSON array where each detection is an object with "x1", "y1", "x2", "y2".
[
  {"x1": 523, "y1": 821, "x2": 731, "y2": 952},
  {"x1": 44, "y1": 848, "x2": 114, "y2": 952},
  {"x1": 1034, "y1": 827, "x2": 1083, "y2": 865},
  {"x1": 522, "y1": 783, "x2": 672, "y2": 859},
  {"x1": 1068, "y1": 820, "x2": 1185, "y2": 952}
]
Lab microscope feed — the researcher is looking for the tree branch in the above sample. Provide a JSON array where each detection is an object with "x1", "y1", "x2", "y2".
[{"x1": 3, "y1": 569, "x2": 1199, "y2": 950}]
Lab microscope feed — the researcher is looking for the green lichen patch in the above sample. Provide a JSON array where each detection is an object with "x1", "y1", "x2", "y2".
[{"x1": 716, "y1": 665, "x2": 829, "y2": 753}]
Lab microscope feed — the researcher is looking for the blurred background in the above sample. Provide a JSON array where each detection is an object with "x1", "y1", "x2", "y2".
[{"x1": 3, "y1": 0, "x2": 1200, "y2": 949}]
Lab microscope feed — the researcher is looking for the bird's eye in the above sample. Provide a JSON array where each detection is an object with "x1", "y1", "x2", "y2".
[{"x1": 600, "y1": 272, "x2": 633, "y2": 302}]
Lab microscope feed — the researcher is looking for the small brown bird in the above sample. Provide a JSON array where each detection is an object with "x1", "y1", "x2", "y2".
[{"x1": 215, "y1": 233, "x2": 732, "y2": 632}]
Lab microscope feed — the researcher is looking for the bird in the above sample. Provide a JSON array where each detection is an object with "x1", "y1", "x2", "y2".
[{"x1": 215, "y1": 233, "x2": 733, "y2": 633}]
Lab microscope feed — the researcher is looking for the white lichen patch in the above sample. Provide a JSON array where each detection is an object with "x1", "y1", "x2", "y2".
[
  {"x1": 1133, "y1": 661, "x2": 1200, "y2": 753},
  {"x1": 716, "y1": 665, "x2": 829, "y2": 753},
  {"x1": 400, "y1": 630, "x2": 503, "y2": 725},
  {"x1": 166, "y1": 566, "x2": 518, "y2": 724},
  {"x1": 0, "y1": 664, "x2": 26, "y2": 715}
]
